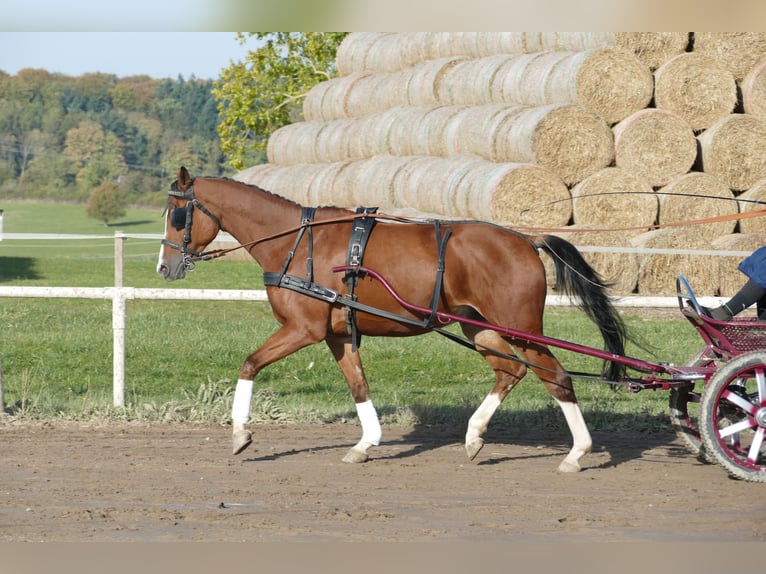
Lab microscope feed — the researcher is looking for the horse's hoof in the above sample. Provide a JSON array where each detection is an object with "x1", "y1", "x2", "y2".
[
  {"x1": 232, "y1": 429, "x2": 252, "y2": 455},
  {"x1": 465, "y1": 437, "x2": 485, "y2": 461},
  {"x1": 557, "y1": 459, "x2": 581, "y2": 473},
  {"x1": 342, "y1": 447, "x2": 369, "y2": 463}
]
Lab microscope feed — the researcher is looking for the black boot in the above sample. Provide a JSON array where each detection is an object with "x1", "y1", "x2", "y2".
[{"x1": 704, "y1": 280, "x2": 766, "y2": 320}]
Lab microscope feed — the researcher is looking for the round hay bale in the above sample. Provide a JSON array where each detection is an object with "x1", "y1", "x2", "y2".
[
  {"x1": 571, "y1": 48, "x2": 654, "y2": 124},
  {"x1": 546, "y1": 224, "x2": 640, "y2": 295},
  {"x1": 266, "y1": 122, "x2": 304, "y2": 165},
  {"x1": 496, "y1": 104, "x2": 615, "y2": 185},
  {"x1": 302, "y1": 71, "x2": 374, "y2": 122},
  {"x1": 741, "y1": 60, "x2": 766, "y2": 121},
  {"x1": 698, "y1": 113, "x2": 766, "y2": 192},
  {"x1": 571, "y1": 167, "x2": 657, "y2": 232},
  {"x1": 234, "y1": 163, "x2": 280, "y2": 188},
  {"x1": 406, "y1": 57, "x2": 466, "y2": 107},
  {"x1": 657, "y1": 172, "x2": 738, "y2": 240},
  {"x1": 345, "y1": 72, "x2": 396, "y2": 117},
  {"x1": 613, "y1": 32, "x2": 690, "y2": 70},
  {"x1": 313, "y1": 118, "x2": 359, "y2": 163},
  {"x1": 355, "y1": 155, "x2": 413, "y2": 208},
  {"x1": 653, "y1": 52, "x2": 737, "y2": 131},
  {"x1": 693, "y1": 32, "x2": 766, "y2": 81},
  {"x1": 492, "y1": 51, "x2": 574, "y2": 105},
  {"x1": 443, "y1": 104, "x2": 526, "y2": 159},
  {"x1": 452, "y1": 160, "x2": 571, "y2": 225},
  {"x1": 712, "y1": 233, "x2": 766, "y2": 296},
  {"x1": 737, "y1": 179, "x2": 766, "y2": 234},
  {"x1": 612, "y1": 109, "x2": 697, "y2": 187},
  {"x1": 632, "y1": 227, "x2": 720, "y2": 296},
  {"x1": 438, "y1": 55, "x2": 514, "y2": 106},
  {"x1": 335, "y1": 33, "x2": 392, "y2": 76},
  {"x1": 390, "y1": 156, "x2": 446, "y2": 215},
  {"x1": 306, "y1": 160, "x2": 354, "y2": 206}
]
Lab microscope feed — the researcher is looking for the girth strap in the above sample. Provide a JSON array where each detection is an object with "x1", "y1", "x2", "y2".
[
  {"x1": 344, "y1": 207, "x2": 378, "y2": 352},
  {"x1": 427, "y1": 221, "x2": 452, "y2": 329}
]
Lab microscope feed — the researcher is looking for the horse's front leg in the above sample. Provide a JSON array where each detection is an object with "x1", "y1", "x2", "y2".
[
  {"x1": 231, "y1": 324, "x2": 321, "y2": 455},
  {"x1": 326, "y1": 336, "x2": 381, "y2": 463}
]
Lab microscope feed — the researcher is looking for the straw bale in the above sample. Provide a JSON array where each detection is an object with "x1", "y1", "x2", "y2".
[
  {"x1": 390, "y1": 156, "x2": 447, "y2": 214},
  {"x1": 631, "y1": 228, "x2": 719, "y2": 296},
  {"x1": 654, "y1": 53, "x2": 737, "y2": 131},
  {"x1": 491, "y1": 48, "x2": 653, "y2": 124},
  {"x1": 612, "y1": 109, "x2": 697, "y2": 187},
  {"x1": 438, "y1": 55, "x2": 514, "y2": 105},
  {"x1": 266, "y1": 122, "x2": 304, "y2": 165},
  {"x1": 336, "y1": 33, "x2": 392, "y2": 76},
  {"x1": 712, "y1": 233, "x2": 766, "y2": 296},
  {"x1": 613, "y1": 32, "x2": 690, "y2": 70},
  {"x1": 741, "y1": 60, "x2": 766, "y2": 121},
  {"x1": 657, "y1": 172, "x2": 738, "y2": 240},
  {"x1": 496, "y1": 104, "x2": 614, "y2": 185},
  {"x1": 406, "y1": 57, "x2": 466, "y2": 107},
  {"x1": 306, "y1": 160, "x2": 354, "y2": 206},
  {"x1": 450, "y1": 159, "x2": 571, "y2": 225},
  {"x1": 547, "y1": 225, "x2": 640, "y2": 295},
  {"x1": 698, "y1": 113, "x2": 766, "y2": 192},
  {"x1": 737, "y1": 179, "x2": 766, "y2": 234},
  {"x1": 302, "y1": 71, "x2": 373, "y2": 122},
  {"x1": 443, "y1": 104, "x2": 526, "y2": 158},
  {"x1": 571, "y1": 167, "x2": 657, "y2": 232},
  {"x1": 693, "y1": 32, "x2": 766, "y2": 81}
]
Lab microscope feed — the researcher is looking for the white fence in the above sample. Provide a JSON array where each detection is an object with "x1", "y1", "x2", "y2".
[{"x1": 1, "y1": 232, "x2": 738, "y2": 407}]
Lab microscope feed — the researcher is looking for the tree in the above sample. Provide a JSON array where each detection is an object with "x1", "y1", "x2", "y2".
[
  {"x1": 85, "y1": 180, "x2": 126, "y2": 225},
  {"x1": 212, "y1": 32, "x2": 348, "y2": 171}
]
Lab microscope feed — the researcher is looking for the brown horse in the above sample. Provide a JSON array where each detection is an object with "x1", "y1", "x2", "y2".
[{"x1": 157, "y1": 166, "x2": 627, "y2": 472}]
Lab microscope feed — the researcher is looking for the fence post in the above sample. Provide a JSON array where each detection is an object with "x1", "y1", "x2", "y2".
[
  {"x1": 0, "y1": 356, "x2": 6, "y2": 416},
  {"x1": 113, "y1": 231, "x2": 126, "y2": 407}
]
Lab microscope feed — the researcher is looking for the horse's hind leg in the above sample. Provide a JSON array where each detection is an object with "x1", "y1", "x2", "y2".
[
  {"x1": 464, "y1": 327, "x2": 527, "y2": 460},
  {"x1": 519, "y1": 342, "x2": 592, "y2": 472},
  {"x1": 326, "y1": 336, "x2": 381, "y2": 463}
]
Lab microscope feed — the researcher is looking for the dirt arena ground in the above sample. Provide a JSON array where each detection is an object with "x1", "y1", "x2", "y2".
[{"x1": 1, "y1": 418, "x2": 764, "y2": 543}]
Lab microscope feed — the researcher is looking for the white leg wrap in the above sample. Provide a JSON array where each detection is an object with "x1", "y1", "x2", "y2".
[
  {"x1": 232, "y1": 379, "x2": 254, "y2": 424},
  {"x1": 467, "y1": 393, "x2": 501, "y2": 441},
  {"x1": 356, "y1": 400, "x2": 382, "y2": 446}
]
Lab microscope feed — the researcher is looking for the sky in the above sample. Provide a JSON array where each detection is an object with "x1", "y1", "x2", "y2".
[{"x1": 0, "y1": 33, "x2": 259, "y2": 80}]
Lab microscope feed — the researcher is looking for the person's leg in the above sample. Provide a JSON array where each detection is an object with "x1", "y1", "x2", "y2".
[{"x1": 703, "y1": 279, "x2": 766, "y2": 320}]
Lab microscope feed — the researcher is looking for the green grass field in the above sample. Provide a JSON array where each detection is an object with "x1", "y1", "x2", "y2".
[{"x1": 0, "y1": 200, "x2": 703, "y2": 433}]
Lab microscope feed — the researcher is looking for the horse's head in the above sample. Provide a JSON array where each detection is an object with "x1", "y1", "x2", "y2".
[{"x1": 157, "y1": 166, "x2": 221, "y2": 281}]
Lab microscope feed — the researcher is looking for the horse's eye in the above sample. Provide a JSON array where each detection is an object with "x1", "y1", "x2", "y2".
[{"x1": 170, "y1": 208, "x2": 187, "y2": 230}]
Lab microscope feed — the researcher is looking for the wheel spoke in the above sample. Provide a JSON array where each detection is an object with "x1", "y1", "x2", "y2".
[
  {"x1": 719, "y1": 418, "x2": 756, "y2": 439},
  {"x1": 747, "y1": 427, "x2": 765, "y2": 464},
  {"x1": 722, "y1": 389, "x2": 758, "y2": 415},
  {"x1": 757, "y1": 368, "x2": 766, "y2": 404}
]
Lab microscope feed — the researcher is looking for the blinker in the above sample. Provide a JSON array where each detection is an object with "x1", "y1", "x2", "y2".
[{"x1": 170, "y1": 207, "x2": 187, "y2": 231}]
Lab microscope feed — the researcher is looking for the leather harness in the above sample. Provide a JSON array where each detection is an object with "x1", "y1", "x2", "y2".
[{"x1": 263, "y1": 206, "x2": 452, "y2": 351}]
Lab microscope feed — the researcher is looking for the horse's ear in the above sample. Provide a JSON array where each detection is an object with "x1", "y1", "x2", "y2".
[{"x1": 177, "y1": 166, "x2": 192, "y2": 190}]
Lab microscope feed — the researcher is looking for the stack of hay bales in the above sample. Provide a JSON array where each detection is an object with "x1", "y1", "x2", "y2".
[{"x1": 236, "y1": 32, "x2": 766, "y2": 298}]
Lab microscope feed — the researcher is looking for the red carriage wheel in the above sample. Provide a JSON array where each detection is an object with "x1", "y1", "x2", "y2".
[{"x1": 699, "y1": 351, "x2": 766, "y2": 482}]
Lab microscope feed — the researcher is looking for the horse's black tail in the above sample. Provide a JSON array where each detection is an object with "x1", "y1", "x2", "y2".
[{"x1": 535, "y1": 234, "x2": 627, "y2": 381}]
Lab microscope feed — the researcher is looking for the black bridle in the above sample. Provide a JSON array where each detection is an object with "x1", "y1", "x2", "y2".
[{"x1": 161, "y1": 180, "x2": 221, "y2": 271}]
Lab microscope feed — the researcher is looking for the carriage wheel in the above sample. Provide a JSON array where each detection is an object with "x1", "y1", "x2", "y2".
[
  {"x1": 669, "y1": 382, "x2": 705, "y2": 458},
  {"x1": 668, "y1": 350, "x2": 718, "y2": 459},
  {"x1": 699, "y1": 351, "x2": 766, "y2": 483}
]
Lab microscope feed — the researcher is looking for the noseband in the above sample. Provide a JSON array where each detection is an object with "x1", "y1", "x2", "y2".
[{"x1": 161, "y1": 181, "x2": 221, "y2": 271}]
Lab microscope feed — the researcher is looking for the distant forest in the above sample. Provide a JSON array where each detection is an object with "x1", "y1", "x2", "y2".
[{"x1": 0, "y1": 68, "x2": 240, "y2": 207}]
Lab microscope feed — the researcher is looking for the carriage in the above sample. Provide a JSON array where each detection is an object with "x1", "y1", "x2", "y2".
[{"x1": 157, "y1": 167, "x2": 766, "y2": 483}]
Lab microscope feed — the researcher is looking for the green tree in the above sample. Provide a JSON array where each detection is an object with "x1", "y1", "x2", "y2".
[
  {"x1": 212, "y1": 32, "x2": 348, "y2": 171},
  {"x1": 85, "y1": 180, "x2": 126, "y2": 225}
]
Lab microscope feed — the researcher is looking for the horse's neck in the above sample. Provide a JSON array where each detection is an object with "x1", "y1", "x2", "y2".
[{"x1": 200, "y1": 178, "x2": 302, "y2": 264}]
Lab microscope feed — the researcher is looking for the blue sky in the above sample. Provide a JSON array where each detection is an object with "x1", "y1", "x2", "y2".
[{"x1": 0, "y1": 33, "x2": 259, "y2": 80}]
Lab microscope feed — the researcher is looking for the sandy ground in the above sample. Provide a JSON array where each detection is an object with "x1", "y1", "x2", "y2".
[{"x1": 1, "y1": 418, "x2": 764, "y2": 543}]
